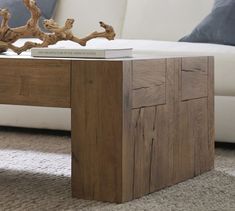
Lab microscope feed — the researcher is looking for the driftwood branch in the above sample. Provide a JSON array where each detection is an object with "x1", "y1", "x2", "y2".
[{"x1": 0, "y1": 0, "x2": 116, "y2": 54}]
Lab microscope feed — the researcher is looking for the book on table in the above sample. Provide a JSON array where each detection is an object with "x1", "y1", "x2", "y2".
[{"x1": 31, "y1": 47, "x2": 133, "y2": 59}]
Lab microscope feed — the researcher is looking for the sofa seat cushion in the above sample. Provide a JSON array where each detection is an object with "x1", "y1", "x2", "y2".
[
  {"x1": 10, "y1": 38, "x2": 235, "y2": 96},
  {"x1": 0, "y1": 105, "x2": 71, "y2": 130}
]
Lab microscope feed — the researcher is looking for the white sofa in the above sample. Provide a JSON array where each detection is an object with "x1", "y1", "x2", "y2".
[{"x1": 1, "y1": 0, "x2": 235, "y2": 143}]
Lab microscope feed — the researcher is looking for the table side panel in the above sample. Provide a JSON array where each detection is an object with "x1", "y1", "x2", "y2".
[
  {"x1": 130, "y1": 57, "x2": 214, "y2": 198},
  {"x1": 0, "y1": 59, "x2": 71, "y2": 107}
]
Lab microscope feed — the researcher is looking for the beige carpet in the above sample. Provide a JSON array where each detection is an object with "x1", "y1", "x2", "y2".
[{"x1": 0, "y1": 127, "x2": 234, "y2": 211}]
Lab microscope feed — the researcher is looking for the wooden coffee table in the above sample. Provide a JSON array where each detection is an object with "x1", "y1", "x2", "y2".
[{"x1": 0, "y1": 55, "x2": 214, "y2": 203}]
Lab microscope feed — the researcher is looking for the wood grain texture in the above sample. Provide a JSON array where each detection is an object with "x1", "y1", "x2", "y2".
[
  {"x1": 188, "y1": 98, "x2": 209, "y2": 176},
  {"x1": 170, "y1": 58, "x2": 195, "y2": 184},
  {"x1": 150, "y1": 59, "x2": 179, "y2": 191},
  {"x1": 208, "y1": 57, "x2": 215, "y2": 170},
  {"x1": 132, "y1": 86, "x2": 165, "y2": 109},
  {"x1": 176, "y1": 101, "x2": 195, "y2": 182},
  {"x1": 181, "y1": 71, "x2": 208, "y2": 101},
  {"x1": 182, "y1": 57, "x2": 208, "y2": 73},
  {"x1": 133, "y1": 58, "x2": 213, "y2": 196},
  {"x1": 121, "y1": 61, "x2": 134, "y2": 202},
  {"x1": 0, "y1": 59, "x2": 70, "y2": 107},
  {"x1": 71, "y1": 61, "x2": 123, "y2": 202},
  {"x1": 181, "y1": 57, "x2": 208, "y2": 101},
  {"x1": 133, "y1": 60, "x2": 166, "y2": 89},
  {"x1": 132, "y1": 60, "x2": 166, "y2": 108},
  {"x1": 132, "y1": 107, "x2": 156, "y2": 198}
]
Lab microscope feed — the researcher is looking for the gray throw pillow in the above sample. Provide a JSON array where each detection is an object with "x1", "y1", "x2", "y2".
[
  {"x1": 179, "y1": 0, "x2": 235, "y2": 46},
  {"x1": 0, "y1": 0, "x2": 57, "y2": 30}
]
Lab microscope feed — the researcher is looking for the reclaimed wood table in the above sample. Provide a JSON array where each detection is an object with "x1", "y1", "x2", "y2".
[{"x1": 0, "y1": 54, "x2": 214, "y2": 203}]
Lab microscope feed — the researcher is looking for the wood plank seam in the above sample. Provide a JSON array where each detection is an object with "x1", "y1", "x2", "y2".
[
  {"x1": 164, "y1": 59, "x2": 167, "y2": 106},
  {"x1": 132, "y1": 59, "x2": 166, "y2": 109},
  {"x1": 148, "y1": 106, "x2": 157, "y2": 193},
  {"x1": 182, "y1": 96, "x2": 208, "y2": 102},
  {"x1": 182, "y1": 69, "x2": 208, "y2": 74},
  {"x1": 133, "y1": 84, "x2": 164, "y2": 91},
  {"x1": 132, "y1": 108, "x2": 141, "y2": 198}
]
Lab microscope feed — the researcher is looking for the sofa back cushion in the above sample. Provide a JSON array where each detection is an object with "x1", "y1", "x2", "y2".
[
  {"x1": 180, "y1": 0, "x2": 235, "y2": 46},
  {"x1": 122, "y1": 0, "x2": 214, "y2": 41},
  {"x1": 0, "y1": 0, "x2": 57, "y2": 30},
  {"x1": 54, "y1": 0, "x2": 127, "y2": 38}
]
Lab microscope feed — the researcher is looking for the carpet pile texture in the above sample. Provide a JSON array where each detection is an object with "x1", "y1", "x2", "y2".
[{"x1": 0, "y1": 127, "x2": 234, "y2": 211}]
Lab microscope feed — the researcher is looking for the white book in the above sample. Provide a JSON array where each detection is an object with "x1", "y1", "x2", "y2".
[{"x1": 31, "y1": 47, "x2": 133, "y2": 59}]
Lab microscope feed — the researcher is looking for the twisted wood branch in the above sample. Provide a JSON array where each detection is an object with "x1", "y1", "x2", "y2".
[{"x1": 0, "y1": 0, "x2": 116, "y2": 54}]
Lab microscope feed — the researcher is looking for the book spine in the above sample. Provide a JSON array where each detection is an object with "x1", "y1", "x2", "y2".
[{"x1": 31, "y1": 49, "x2": 105, "y2": 58}]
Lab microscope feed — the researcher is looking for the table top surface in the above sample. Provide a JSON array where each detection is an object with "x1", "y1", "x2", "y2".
[
  {"x1": 0, "y1": 50, "x2": 209, "y2": 62},
  {"x1": 0, "y1": 38, "x2": 212, "y2": 61}
]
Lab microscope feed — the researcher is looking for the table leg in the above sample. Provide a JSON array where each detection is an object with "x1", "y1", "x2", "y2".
[{"x1": 71, "y1": 60, "x2": 132, "y2": 203}]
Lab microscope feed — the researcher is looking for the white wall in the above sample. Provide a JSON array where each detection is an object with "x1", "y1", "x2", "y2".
[
  {"x1": 122, "y1": 0, "x2": 214, "y2": 41},
  {"x1": 54, "y1": 0, "x2": 127, "y2": 38}
]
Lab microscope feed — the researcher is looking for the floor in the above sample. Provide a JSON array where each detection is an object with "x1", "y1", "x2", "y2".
[{"x1": 0, "y1": 127, "x2": 234, "y2": 211}]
